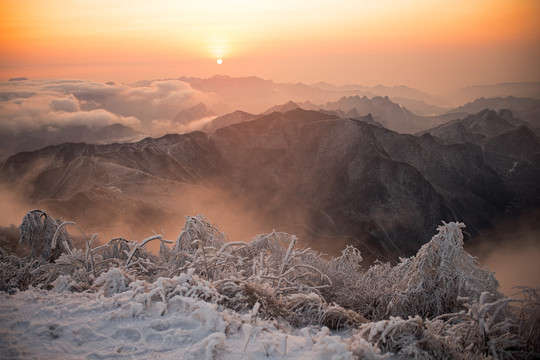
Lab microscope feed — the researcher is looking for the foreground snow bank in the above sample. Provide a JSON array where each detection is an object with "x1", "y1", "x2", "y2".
[
  {"x1": 1, "y1": 212, "x2": 539, "y2": 359},
  {"x1": 0, "y1": 272, "x2": 378, "y2": 360}
]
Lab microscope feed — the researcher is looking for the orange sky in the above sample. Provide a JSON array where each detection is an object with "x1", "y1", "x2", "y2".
[{"x1": 0, "y1": 0, "x2": 539, "y2": 93}]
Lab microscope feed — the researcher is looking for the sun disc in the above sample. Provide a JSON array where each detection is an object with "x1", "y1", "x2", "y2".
[{"x1": 217, "y1": 58, "x2": 223, "y2": 64}]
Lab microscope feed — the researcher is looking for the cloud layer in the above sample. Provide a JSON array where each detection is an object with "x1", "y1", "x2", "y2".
[{"x1": 0, "y1": 78, "x2": 212, "y2": 136}]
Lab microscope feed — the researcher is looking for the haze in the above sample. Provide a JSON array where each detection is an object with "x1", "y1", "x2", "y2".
[{"x1": 1, "y1": 0, "x2": 539, "y2": 93}]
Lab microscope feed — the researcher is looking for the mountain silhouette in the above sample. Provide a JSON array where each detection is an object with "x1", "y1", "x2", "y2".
[
  {"x1": 2, "y1": 108, "x2": 536, "y2": 262},
  {"x1": 173, "y1": 103, "x2": 215, "y2": 125}
]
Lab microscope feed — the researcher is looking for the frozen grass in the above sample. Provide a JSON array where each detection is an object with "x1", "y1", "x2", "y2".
[{"x1": 0, "y1": 210, "x2": 538, "y2": 359}]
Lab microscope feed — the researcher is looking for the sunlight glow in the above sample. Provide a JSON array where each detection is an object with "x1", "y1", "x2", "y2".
[
  {"x1": 207, "y1": 36, "x2": 229, "y2": 60},
  {"x1": 0, "y1": 0, "x2": 538, "y2": 90}
]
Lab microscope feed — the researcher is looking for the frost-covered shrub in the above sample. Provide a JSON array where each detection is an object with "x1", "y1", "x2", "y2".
[
  {"x1": 19, "y1": 209, "x2": 72, "y2": 262},
  {"x1": 432, "y1": 292, "x2": 523, "y2": 359},
  {"x1": 515, "y1": 287, "x2": 540, "y2": 356},
  {"x1": 349, "y1": 222, "x2": 501, "y2": 320},
  {"x1": 283, "y1": 292, "x2": 366, "y2": 329},
  {"x1": 347, "y1": 335, "x2": 390, "y2": 360},
  {"x1": 173, "y1": 215, "x2": 226, "y2": 254},
  {"x1": 0, "y1": 253, "x2": 39, "y2": 293},
  {"x1": 355, "y1": 316, "x2": 465, "y2": 359},
  {"x1": 97, "y1": 237, "x2": 132, "y2": 261},
  {"x1": 386, "y1": 222, "x2": 500, "y2": 317},
  {"x1": 51, "y1": 274, "x2": 76, "y2": 292},
  {"x1": 93, "y1": 267, "x2": 132, "y2": 296},
  {"x1": 2, "y1": 210, "x2": 538, "y2": 359},
  {"x1": 134, "y1": 269, "x2": 222, "y2": 306}
]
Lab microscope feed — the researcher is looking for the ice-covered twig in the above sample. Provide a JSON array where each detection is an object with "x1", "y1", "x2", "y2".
[{"x1": 125, "y1": 235, "x2": 172, "y2": 267}]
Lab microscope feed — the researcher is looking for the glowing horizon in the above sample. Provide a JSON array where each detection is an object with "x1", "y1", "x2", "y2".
[{"x1": 0, "y1": 0, "x2": 539, "y2": 93}]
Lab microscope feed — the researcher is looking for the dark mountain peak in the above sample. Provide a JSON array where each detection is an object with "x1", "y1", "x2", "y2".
[
  {"x1": 461, "y1": 109, "x2": 516, "y2": 138},
  {"x1": 201, "y1": 110, "x2": 258, "y2": 134},
  {"x1": 475, "y1": 108, "x2": 503, "y2": 123},
  {"x1": 476, "y1": 109, "x2": 501, "y2": 121},
  {"x1": 212, "y1": 110, "x2": 256, "y2": 121},
  {"x1": 298, "y1": 100, "x2": 319, "y2": 110},
  {"x1": 263, "y1": 100, "x2": 301, "y2": 115},
  {"x1": 379, "y1": 95, "x2": 397, "y2": 104},
  {"x1": 173, "y1": 103, "x2": 214, "y2": 124},
  {"x1": 190, "y1": 102, "x2": 207, "y2": 111},
  {"x1": 232, "y1": 109, "x2": 254, "y2": 116},
  {"x1": 421, "y1": 108, "x2": 519, "y2": 144},
  {"x1": 418, "y1": 131, "x2": 441, "y2": 144},
  {"x1": 282, "y1": 108, "x2": 337, "y2": 122},
  {"x1": 476, "y1": 108, "x2": 496, "y2": 117}
]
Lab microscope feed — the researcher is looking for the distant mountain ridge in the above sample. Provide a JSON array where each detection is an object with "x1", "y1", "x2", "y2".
[
  {"x1": 449, "y1": 82, "x2": 540, "y2": 105},
  {"x1": 313, "y1": 95, "x2": 447, "y2": 133},
  {"x1": 182, "y1": 75, "x2": 539, "y2": 113},
  {"x1": 209, "y1": 96, "x2": 421, "y2": 134},
  {"x1": 2, "y1": 108, "x2": 536, "y2": 262},
  {"x1": 179, "y1": 75, "x2": 456, "y2": 115},
  {"x1": 0, "y1": 123, "x2": 142, "y2": 161},
  {"x1": 201, "y1": 110, "x2": 258, "y2": 134},
  {"x1": 263, "y1": 101, "x2": 302, "y2": 115},
  {"x1": 418, "y1": 109, "x2": 527, "y2": 143},
  {"x1": 309, "y1": 81, "x2": 450, "y2": 108},
  {"x1": 447, "y1": 96, "x2": 540, "y2": 128},
  {"x1": 420, "y1": 109, "x2": 540, "y2": 208},
  {"x1": 174, "y1": 103, "x2": 215, "y2": 124}
]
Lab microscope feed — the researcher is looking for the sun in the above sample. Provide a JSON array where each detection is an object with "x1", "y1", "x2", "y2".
[{"x1": 217, "y1": 58, "x2": 223, "y2": 65}]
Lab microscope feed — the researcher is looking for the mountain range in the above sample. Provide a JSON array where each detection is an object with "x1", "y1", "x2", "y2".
[
  {"x1": 1, "y1": 76, "x2": 538, "y2": 161},
  {"x1": 203, "y1": 96, "x2": 449, "y2": 135},
  {"x1": 181, "y1": 75, "x2": 540, "y2": 113},
  {"x1": 447, "y1": 96, "x2": 540, "y2": 129},
  {"x1": 447, "y1": 82, "x2": 540, "y2": 106},
  {"x1": 0, "y1": 123, "x2": 142, "y2": 161},
  {"x1": 2, "y1": 108, "x2": 538, "y2": 262}
]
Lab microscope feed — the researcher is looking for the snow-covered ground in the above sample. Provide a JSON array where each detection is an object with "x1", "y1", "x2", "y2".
[{"x1": 0, "y1": 273, "x2": 372, "y2": 360}]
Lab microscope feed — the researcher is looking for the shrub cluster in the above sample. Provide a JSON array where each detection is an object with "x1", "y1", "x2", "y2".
[{"x1": 1, "y1": 210, "x2": 538, "y2": 358}]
